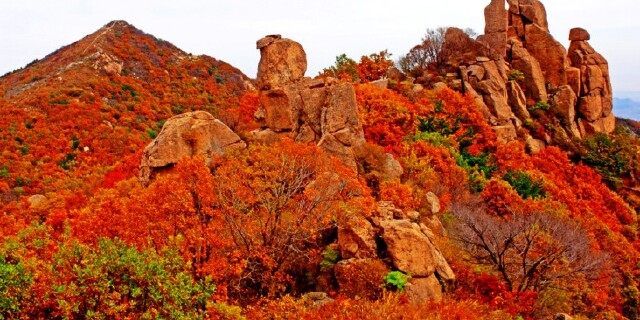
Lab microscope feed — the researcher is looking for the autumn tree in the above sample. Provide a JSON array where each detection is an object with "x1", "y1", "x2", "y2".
[
  {"x1": 398, "y1": 27, "x2": 477, "y2": 77},
  {"x1": 357, "y1": 50, "x2": 394, "y2": 82},
  {"x1": 211, "y1": 139, "x2": 372, "y2": 297},
  {"x1": 320, "y1": 54, "x2": 359, "y2": 81},
  {"x1": 398, "y1": 27, "x2": 448, "y2": 77},
  {"x1": 450, "y1": 198, "x2": 608, "y2": 293}
]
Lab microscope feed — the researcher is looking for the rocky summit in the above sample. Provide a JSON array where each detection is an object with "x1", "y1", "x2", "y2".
[
  {"x1": 252, "y1": 35, "x2": 366, "y2": 170},
  {"x1": 437, "y1": 0, "x2": 614, "y2": 149}
]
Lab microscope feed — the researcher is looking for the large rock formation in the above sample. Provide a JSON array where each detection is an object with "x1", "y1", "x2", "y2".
[
  {"x1": 335, "y1": 200, "x2": 455, "y2": 303},
  {"x1": 439, "y1": 0, "x2": 615, "y2": 150},
  {"x1": 139, "y1": 111, "x2": 246, "y2": 185},
  {"x1": 252, "y1": 36, "x2": 366, "y2": 171},
  {"x1": 483, "y1": 0, "x2": 508, "y2": 59},
  {"x1": 567, "y1": 28, "x2": 615, "y2": 136}
]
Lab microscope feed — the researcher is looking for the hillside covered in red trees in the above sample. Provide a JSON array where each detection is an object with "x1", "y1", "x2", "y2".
[{"x1": 1, "y1": 1, "x2": 640, "y2": 319}]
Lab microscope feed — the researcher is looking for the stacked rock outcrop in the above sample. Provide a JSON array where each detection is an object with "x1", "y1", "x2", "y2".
[
  {"x1": 567, "y1": 28, "x2": 615, "y2": 135},
  {"x1": 252, "y1": 35, "x2": 365, "y2": 170},
  {"x1": 336, "y1": 199, "x2": 455, "y2": 302},
  {"x1": 440, "y1": 0, "x2": 614, "y2": 149}
]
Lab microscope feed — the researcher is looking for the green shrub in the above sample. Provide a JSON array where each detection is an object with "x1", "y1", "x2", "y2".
[
  {"x1": 528, "y1": 100, "x2": 551, "y2": 112},
  {"x1": 579, "y1": 132, "x2": 633, "y2": 188},
  {"x1": 121, "y1": 84, "x2": 137, "y2": 97},
  {"x1": 147, "y1": 128, "x2": 158, "y2": 139},
  {"x1": 0, "y1": 167, "x2": 8, "y2": 179},
  {"x1": 385, "y1": 271, "x2": 410, "y2": 291},
  {"x1": 508, "y1": 70, "x2": 525, "y2": 82},
  {"x1": 0, "y1": 257, "x2": 32, "y2": 318},
  {"x1": 319, "y1": 247, "x2": 340, "y2": 271},
  {"x1": 503, "y1": 171, "x2": 545, "y2": 199},
  {"x1": 71, "y1": 136, "x2": 80, "y2": 150}
]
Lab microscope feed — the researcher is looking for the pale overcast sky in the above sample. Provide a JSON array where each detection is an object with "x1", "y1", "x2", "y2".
[{"x1": 1, "y1": 0, "x2": 638, "y2": 97}]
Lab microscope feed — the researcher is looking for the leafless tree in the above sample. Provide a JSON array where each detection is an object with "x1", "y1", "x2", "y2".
[
  {"x1": 450, "y1": 197, "x2": 609, "y2": 292},
  {"x1": 398, "y1": 27, "x2": 477, "y2": 77}
]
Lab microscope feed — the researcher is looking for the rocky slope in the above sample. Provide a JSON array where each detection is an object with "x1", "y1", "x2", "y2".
[{"x1": 434, "y1": 0, "x2": 614, "y2": 150}]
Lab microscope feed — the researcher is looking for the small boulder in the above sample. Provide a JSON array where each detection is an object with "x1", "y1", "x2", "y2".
[
  {"x1": 338, "y1": 213, "x2": 377, "y2": 259},
  {"x1": 302, "y1": 292, "x2": 333, "y2": 307},
  {"x1": 380, "y1": 153, "x2": 403, "y2": 181},
  {"x1": 139, "y1": 111, "x2": 246, "y2": 185},
  {"x1": 569, "y1": 28, "x2": 590, "y2": 41},
  {"x1": 425, "y1": 192, "x2": 441, "y2": 214},
  {"x1": 28, "y1": 194, "x2": 47, "y2": 209},
  {"x1": 380, "y1": 220, "x2": 438, "y2": 277}
]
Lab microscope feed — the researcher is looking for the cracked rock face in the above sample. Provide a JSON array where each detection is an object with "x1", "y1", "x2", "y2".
[
  {"x1": 252, "y1": 36, "x2": 365, "y2": 171},
  {"x1": 139, "y1": 111, "x2": 246, "y2": 185}
]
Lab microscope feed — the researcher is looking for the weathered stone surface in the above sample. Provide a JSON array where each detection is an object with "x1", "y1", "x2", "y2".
[
  {"x1": 465, "y1": 84, "x2": 493, "y2": 118},
  {"x1": 426, "y1": 192, "x2": 441, "y2": 215},
  {"x1": 338, "y1": 213, "x2": 377, "y2": 259},
  {"x1": 259, "y1": 88, "x2": 296, "y2": 132},
  {"x1": 578, "y1": 112, "x2": 616, "y2": 136},
  {"x1": 554, "y1": 313, "x2": 574, "y2": 320},
  {"x1": 140, "y1": 111, "x2": 246, "y2": 185},
  {"x1": 467, "y1": 65, "x2": 486, "y2": 81},
  {"x1": 405, "y1": 275, "x2": 443, "y2": 302},
  {"x1": 493, "y1": 124, "x2": 518, "y2": 144},
  {"x1": 370, "y1": 79, "x2": 388, "y2": 89},
  {"x1": 386, "y1": 67, "x2": 405, "y2": 82},
  {"x1": 569, "y1": 28, "x2": 590, "y2": 41},
  {"x1": 507, "y1": 80, "x2": 531, "y2": 121},
  {"x1": 256, "y1": 37, "x2": 307, "y2": 90},
  {"x1": 254, "y1": 37, "x2": 366, "y2": 170},
  {"x1": 325, "y1": 83, "x2": 362, "y2": 136},
  {"x1": 302, "y1": 292, "x2": 333, "y2": 307},
  {"x1": 380, "y1": 220, "x2": 438, "y2": 277},
  {"x1": 565, "y1": 67, "x2": 582, "y2": 99},
  {"x1": 477, "y1": 78, "x2": 513, "y2": 121},
  {"x1": 524, "y1": 23, "x2": 567, "y2": 88},
  {"x1": 381, "y1": 153, "x2": 403, "y2": 181},
  {"x1": 525, "y1": 135, "x2": 546, "y2": 153},
  {"x1": 578, "y1": 94, "x2": 603, "y2": 122},
  {"x1": 567, "y1": 34, "x2": 613, "y2": 133},
  {"x1": 568, "y1": 40, "x2": 607, "y2": 67},
  {"x1": 28, "y1": 194, "x2": 47, "y2": 209},
  {"x1": 509, "y1": 40, "x2": 548, "y2": 102},
  {"x1": 256, "y1": 34, "x2": 281, "y2": 49},
  {"x1": 484, "y1": 0, "x2": 508, "y2": 58},
  {"x1": 552, "y1": 85, "x2": 577, "y2": 123},
  {"x1": 442, "y1": 28, "x2": 490, "y2": 65},
  {"x1": 509, "y1": 40, "x2": 547, "y2": 102},
  {"x1": 519, "y1": 0, "x2": 548, "y2": 31},
  {"x1": 317, "y1": 133, "x2": 358, "y2": 171}
]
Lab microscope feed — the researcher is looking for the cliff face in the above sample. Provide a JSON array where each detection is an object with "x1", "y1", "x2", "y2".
[{"x1": 442, "y1": 0, "x2": 614, "y2": 150}]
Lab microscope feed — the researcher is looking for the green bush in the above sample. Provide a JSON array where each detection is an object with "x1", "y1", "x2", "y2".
[
  {"x1": 385, "y1": 271, "x2": 411, "y2": 291},
  {"x1": 503, "y1": 171, "x2": 545, "y2": 199},
  {"x1": 319, "y1": 247, "x2": 340, "y2": 271},
  {"x1": 147, "y1": 128, "x2": 158, "y2": 139},
  {"x1": 0, "y1": 257, "x2": 32, "y2": 317},
  {"x1": 579, "y1": 132, "x2": 633, "y2": 188},
  {"x1": 0, "y1": 167, "x2": 9, "y2": 179},
  {"x1": 508, "y1": 70, "x2": 525, "y2": 82},
  {"x1": 528, "y1": 100, "x2": 551, "y2": 112}
]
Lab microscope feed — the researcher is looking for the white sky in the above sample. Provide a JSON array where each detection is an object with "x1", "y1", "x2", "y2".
[{"x1": 1, "y1": 0, "x2": 638, "y2": 96}]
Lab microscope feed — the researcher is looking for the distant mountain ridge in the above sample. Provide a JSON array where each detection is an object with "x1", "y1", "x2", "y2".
[{"x1": 614, "y1": 97, "x2": 640, "y2": 120}]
